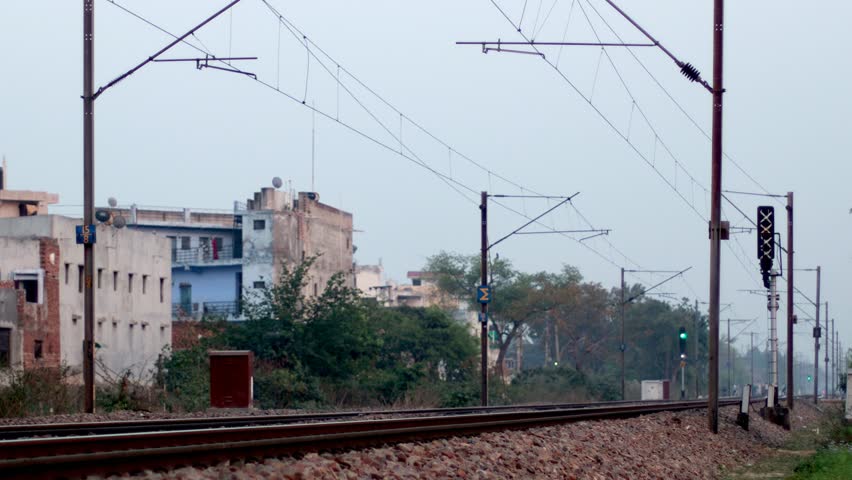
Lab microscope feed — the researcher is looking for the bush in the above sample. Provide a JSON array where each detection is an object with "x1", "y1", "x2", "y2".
[
  {"x1": 253, "y1": 366, "x2": 322, "y2": 409},
  {"x1": 158, "y1": 346, "x2": 210, "y2": 412},
  {"x1": 0, "y1": 366, "x2": 80, "y2": 417},
  {"x1": 505, "y1": 366, "x2": 619, "y2": 404}
]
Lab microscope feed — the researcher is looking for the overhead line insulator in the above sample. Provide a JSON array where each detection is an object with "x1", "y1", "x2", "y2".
[{"x1": 680, "y1": 62, "x2": 701, "y2": 82}]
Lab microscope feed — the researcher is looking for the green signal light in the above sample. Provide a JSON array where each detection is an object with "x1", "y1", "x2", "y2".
[
  {"x1": 679, "y1": 332, "x2": 688, "y2": 340},
  {"x1": 807, "y1": 375, "x2": 812, "y2": 382}
]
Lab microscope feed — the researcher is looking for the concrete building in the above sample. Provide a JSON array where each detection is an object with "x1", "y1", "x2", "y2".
[
  {"x1": 0, "y1": 215, "x2": 172, "y2": 377},
  {"x1": 115, "y1": 184, "x2": 354, "y2": 322},
  {"x1": 113, "y1": 205, "x2": 242, "y2": 320},
  {"x1": 239, "y1": 189, "x2": 353, "y2": 298},
  {"x1": 0, "y1": 158, "x2": 58, "y2": 218}
]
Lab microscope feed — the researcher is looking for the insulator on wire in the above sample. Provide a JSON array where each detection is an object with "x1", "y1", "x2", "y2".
[{"x1": 680, "y1": 62, "x2": 701, "y2": 82}]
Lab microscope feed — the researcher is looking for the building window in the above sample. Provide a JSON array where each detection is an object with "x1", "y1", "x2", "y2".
[
  {"x1": 253, "y1": 281, "x2": 265, "y2": 289},
  {"x1": 179, "y1": 283, "x2": 192, "y2": 312},
  {"x1": 113, "y1": 271, "x2": 118, "y2": 291},
  {"x1": 97, "y1": 268, "x2": 103, "y2": 289},
  {"x1": 78, "y1": 265, "x2": 84, "y2": 293},
  {"x1": 128, "y1": 273, "x2": 134, "y2": 293},
  {"x1": 142, "y1": 275, "x2": 148, "y2": 294},
  {"x1": 14, "y1": 279, "x2": 39, "y2": 303},
  {"x1": 253, "y1": 219, "x2": 265, "y2": 230},
  {"x1": 34, "y1": 340, "x2": 43, "y2": 360},
  {"x1": 180, "y1": 236, "x2": 191, "y2": 250},
  {"x1": 64, "y1": 263, "x2": 70, "y2": 284},
  {"x1": 0, "y1": 328, "x2": 10, "y2": 367},
  {"x1": 412, "y1": 278, "x2": 422, "y2": 286},
  {"x1": 159, "y1": 278, "x2": 165, "y2": 303}
]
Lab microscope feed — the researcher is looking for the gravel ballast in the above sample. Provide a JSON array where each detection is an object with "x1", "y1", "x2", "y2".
[{"x1": 95, "y1": 402, "x2": 829, "y2": 479}]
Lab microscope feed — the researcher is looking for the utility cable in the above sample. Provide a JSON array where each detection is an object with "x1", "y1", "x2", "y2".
[{"x1": 487, "y1": 0, "x2": 708, "y2": 222}]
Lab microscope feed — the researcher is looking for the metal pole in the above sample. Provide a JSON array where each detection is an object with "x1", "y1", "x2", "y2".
[
  {"x1": 620, "y1": 267, "x2": 626, "y2": 400},
  {"x1": 814, "y1": 266, "x2": 820, "y2": 404},
  {"x1": 694, "y1": 299, "x2": 699, "y2": 398},
  {"x1": 751, "y1": 332, "x2": 754, "y2": 386},
  {"x1": 727, "y1": 318, "x2": 731, "y2": 395},
  {"x1": 825, "y1": 302, "x2": 829, "y2": 398},
  {"x1": 480, "y1": 191, "x2": 488, "y2": 407},
  {"x1": 82, "y1": 0, "x2": 96, "y2": 414},
  {"x1": 831, "y1": 319, "x2": 836, "y2": 397},
  {"x1": 707, "y1": 0, "x2": 725, "y2": 434},
  {"x1": 681, "y1": 363, "x2": 686, "y2": 399},
  {"x1": 769, "y1": 273, "x2": 779, "y2": 388},
  {"x1": 786, "y1": 192, "x2": 794, "y2": 409}
]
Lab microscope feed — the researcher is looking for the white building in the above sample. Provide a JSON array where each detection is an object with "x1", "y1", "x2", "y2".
[{"x1": 0, "y1": 215, "x2": 171, "y2": 378}]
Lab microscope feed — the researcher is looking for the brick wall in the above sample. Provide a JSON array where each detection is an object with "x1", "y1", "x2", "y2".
[{"x1": 19, "y1": 239, "x2": 61, "y2": 369}]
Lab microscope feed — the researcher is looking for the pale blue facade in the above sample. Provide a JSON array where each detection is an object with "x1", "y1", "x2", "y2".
[{"x1": 121, "y1": 208, "x2": 244, "y2": 320}]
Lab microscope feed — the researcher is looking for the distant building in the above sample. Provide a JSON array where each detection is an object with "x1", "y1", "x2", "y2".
[
  {"x1": 114, "y1": 183, "x2": 354, "y2": 323},
  {"x1": 115, "y1": 205, "x2": 242, "y2": 320},
  {"x1": 354, "y1": 265, "x2": 506, "y2": 372},
  {"x1": 0, "y1": 158, "x2": 58, "y2": 218},
  {"x1": 0, "y1": 215, "x2": 171, "y2": 376}
]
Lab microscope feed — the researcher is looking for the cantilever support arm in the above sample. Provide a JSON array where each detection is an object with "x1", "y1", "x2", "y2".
[
  {"x1": 625, "y1": 266, "x2": 693, "y2": 304},
  {"x1": 488, "y1": 192, "x2": 580, "y2": 250},
  {"x1": 93, "y1": 0, "x2": 244, "y2": 100}
]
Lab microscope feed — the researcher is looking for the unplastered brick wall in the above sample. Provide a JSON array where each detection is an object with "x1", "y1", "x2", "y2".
[{"x1": 20, "y1": 238, "x2": 60, "y2": 369}]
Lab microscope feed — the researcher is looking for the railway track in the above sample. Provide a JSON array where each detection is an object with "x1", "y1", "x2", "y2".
[
  {"x1": 0, "y1": 397, "x2": 758, "y2": 479},
  {"x1": 0, "y1": 398, "x2": 688, "y2": 441}
]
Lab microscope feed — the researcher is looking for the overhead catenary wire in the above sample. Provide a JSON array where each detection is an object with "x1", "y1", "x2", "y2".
[
  {"x1": 583, "y1": 0, "x2": 784, "y2": 207},
  {"x1": 105, "y1": 0, "x2": 665, "y2": 288},
  {"x1": 487, "y1": 0, "x2": 708, "y2": 222}
]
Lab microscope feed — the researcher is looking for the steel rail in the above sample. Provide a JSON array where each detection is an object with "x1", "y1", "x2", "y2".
[
  {"x1": 0, "y1": 398, "x2": 693, "y2": 441},
  {"x1": 0, "y1": 398, "x2": 757, "y2": 479}
]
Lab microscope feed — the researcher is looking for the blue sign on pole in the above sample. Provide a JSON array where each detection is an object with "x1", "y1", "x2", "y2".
[
  {"x1": 76, "y1": 224, "x2": 96, "y2": 245},
  {"x1": 476, "y1": 285, "x2": 491, "y2": 304}
]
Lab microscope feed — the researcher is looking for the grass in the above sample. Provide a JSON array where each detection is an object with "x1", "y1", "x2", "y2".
[
  {"x1": 786, "y1": 447, "x2": 852, "y2": 480},
  {"x1": 726, "y1": 404, "x2": 850, "y2": 480}
]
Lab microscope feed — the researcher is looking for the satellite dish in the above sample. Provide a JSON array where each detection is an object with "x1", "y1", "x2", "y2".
[
  {"x1": 108, "y1": 197, "x2": 118, "y2": 208},
  {"x1": 272, "y1": 177, "x2": 283, "y2": 189},
  {"x1": 113, "y1": 215, "x2": 127, "y2": 229},
  {"x1": 95, "y1": 210, "x2": 111, "y2": 223}
]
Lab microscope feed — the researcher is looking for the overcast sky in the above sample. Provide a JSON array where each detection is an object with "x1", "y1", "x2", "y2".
[{"x1": 1, "y1": 1, "x2": 850, "y2": 369}]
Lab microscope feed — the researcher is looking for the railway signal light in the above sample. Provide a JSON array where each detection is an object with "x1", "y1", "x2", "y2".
[
  {"x1": 757, "y1": 206, "x2": 775, "y2": 272},
  {"x1": 807, "y1": 375, "x2": 812, "y2": 382},
  {"x1": 678, "y1": 326, "x2": 687, "y2": 360}
]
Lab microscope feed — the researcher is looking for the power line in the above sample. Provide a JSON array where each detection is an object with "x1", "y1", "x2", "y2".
[
  {"x1": 583, "y1": 0, "x2": 783, "y2": 206},
  {"x1": 106, "y1": 0, "x2": 660, "y2": 283},
  {"x1": 486, "y1": 0, "x2": 708, "y2": 223}
]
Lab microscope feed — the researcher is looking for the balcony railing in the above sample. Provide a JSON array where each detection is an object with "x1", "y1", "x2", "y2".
[
  {"x1": 172, "y1": 245, "x2": 240, "y2": 265},
  {"x1": 172, "y1": 301, "x2": 241, "y2": 320}
]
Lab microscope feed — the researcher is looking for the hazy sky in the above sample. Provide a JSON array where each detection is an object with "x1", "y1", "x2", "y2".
[{"x1": 2, "y1": 1, "x2": 850, "y2": 368}]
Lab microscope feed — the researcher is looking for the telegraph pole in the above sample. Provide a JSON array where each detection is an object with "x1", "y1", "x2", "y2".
[
  {"x1": 79, "y1": 0, "x2": 247, "y2": 414},
  {"x1": 480, "y1": 191, "x2": 488, "y2": 406},
  {"x1": 814, "y1": 266, "x2": 821, "y2": 404},
  {"x1": 82, "y1": 0, "x2": 96, "y2": 414},
  {"x1": 620, "y1": 267, "x2": 626, "y2": 400},
  {"x1": 707, "y1": 0, "x2": 725, "y2": 434},
  {"x1": 786, "y1": 192, "x2": 794, "y2": 409}
]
